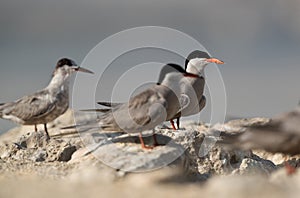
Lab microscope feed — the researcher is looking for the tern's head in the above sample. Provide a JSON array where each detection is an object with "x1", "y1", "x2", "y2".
[
  {"x1": 185, "y1": 50, "x2": 224, "y2": 74},
  {"x1": 53, "y1": 58, "x2": 94, "y2": 78}
]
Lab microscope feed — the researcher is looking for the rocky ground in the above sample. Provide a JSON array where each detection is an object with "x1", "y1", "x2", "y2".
[{"x1": 0, "y1": 109, "x2": 300, "y2": 198}]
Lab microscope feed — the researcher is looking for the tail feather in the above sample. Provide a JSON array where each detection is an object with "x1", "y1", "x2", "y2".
[
  {"x1": 80, "y1": 108, "x2": 111, "y2": 113},
  {"x1": 97, "y1": 101, "x2": 121, "y2": 108}
]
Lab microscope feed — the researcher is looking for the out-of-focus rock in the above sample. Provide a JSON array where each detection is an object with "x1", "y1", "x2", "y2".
[
  {"x1": 204, "y1": 175, "x2": 286, "y2": 198},
  {"x1": 0, "y1": 109, "x2": 96, "y2": 144},
  {"x1": 158, "y1": 126, "x2": 263, "y2": 177},
  {"x1": 0, "y1": 131, "x2": 77, "y2": 163},
  {"x1": 232, "y1": 157, "x2": 277, "y2": 175},
  {"x1": 211, "y1": 117, "x2": 270, "y2": 134},
  {"x1": 226, "y1": 117, "x2": 271, "y2": 128},
  {"x1": 31, "y1": 148, "x2": 48, "y2": 162},
  {"x1": 254, "y1": 149, "x2": 300, "y2": 167},
  {"x1": 76, "y1": 134, "x2": 186, "y2": 172},
  {"x1": 0, "y1": 112, "x2": 299, "y2": 198}
]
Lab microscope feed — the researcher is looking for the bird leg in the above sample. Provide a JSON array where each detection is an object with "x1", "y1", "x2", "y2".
[
  {"x1": 176, "y1": 117, "x2": 180, "y2": 129},
  {"x1": 34, "y1": 124, "x2": 38, "y2": 132},
  {"x1": 170, "y1": 120, "x2": 177, "y2": 130},
  {"x1": 139, "y1": 133, "x2": 154, "y2": 149},
  {"x1": 152, "y1": 133, "x2": 159, "y2": 146},
  {"x1": 285, "y1": 162, "x2": 297, "y2": 175},
  {"x1": 151, "y1": 132, "x2": 165, "y2": 147},
  {"x1": 44, "y1": 123, "x2": 50, "y2": 140}
]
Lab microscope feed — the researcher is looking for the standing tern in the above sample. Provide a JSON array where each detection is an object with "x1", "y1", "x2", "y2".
[
  {"x1": 169, "y1": 50, "x2": 224, "y2": 129},
  {"x1": 63, "y1": 64, "x2": 199, "y2": 149},
  {"x1": 0, "y1": 58, "x2": 94, "y2": 139},
  {"x1": 97, "y1": 50, "x2": 224, "y2": 129},
  {"x1": 88, "y1": 63, "x2": 189, "y2": 129}
]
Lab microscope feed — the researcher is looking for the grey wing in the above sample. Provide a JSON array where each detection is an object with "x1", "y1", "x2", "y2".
[
  {"x1": 129, "y1": 89, "x2": 168, "y2": 125},
  {"x1": 167, "y1": 95, "x2": 188, "y2": 121},
  {"x1": 147, "y1": 99, "x2": 168, "y2": 124},
  {"x1": 178, "y1": 94, "x2": 190, "y2": 112},
  {"x1": 198, "y1": 95, "x2": 206, "y2": 111},
  {"x1": 97, "y1": 104, "x2": 151, "y2": 132},
  {"x1": 3, "y1": 91, "x2": 56, "y2": 122},
  {"x1": 100, "y1": 89, "x2": 166, "y2": 132}
]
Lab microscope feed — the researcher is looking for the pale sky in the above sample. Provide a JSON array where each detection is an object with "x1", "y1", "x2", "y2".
[{"x1": 0, "y1": 0, "x2": 300, "y2": 133}]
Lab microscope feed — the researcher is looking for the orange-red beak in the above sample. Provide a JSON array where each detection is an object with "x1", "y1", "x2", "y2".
[{"x1": 205, "y1": 58, "x2": 224, "y2": 64}]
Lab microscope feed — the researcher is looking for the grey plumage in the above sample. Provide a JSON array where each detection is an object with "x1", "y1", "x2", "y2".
[
  {"x1": 168, "y1": 74, "x2": 206, "y2": 129},
  {"x1": 94, "y1": 51, "x2": 224, "y2": 129},
  {"x1": 63, "y1": 68, "x2": 198, "y2": 148},
  {"x1": 0, "y1": 58, "x2": 93, "y2": 139},
  {"x1": 0, "y1": 89, "x2": 68, "y2": 125},
  {"x1": 98, "y1": 85, "x2": 180, "y2": 133},
  {"x1": 68, "y1": 70, "x2": 185, "y2": 132},
  {"x1": 96, "y1": 63, "x2": 187, "y2": 123},
  {"x1": 172, "y1": 51, "x2": 223, "y2": 128}
]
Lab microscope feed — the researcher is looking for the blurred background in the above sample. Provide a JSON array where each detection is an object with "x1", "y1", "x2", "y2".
[{"x1": 0, "y1": 0, "x2": 300, "y2": 133}]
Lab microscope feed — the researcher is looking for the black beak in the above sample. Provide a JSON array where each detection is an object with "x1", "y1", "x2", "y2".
[{"x1": 72, "y1": 66, "x2": 94, "y2": 74}]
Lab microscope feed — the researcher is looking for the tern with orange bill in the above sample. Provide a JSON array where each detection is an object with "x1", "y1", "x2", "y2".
[
  {"x1": 62, "y1": 64, "x2": 199, "y2": 149},
  {"x1": 97, "y1": 50, "x2": 224, "y2": 129}
]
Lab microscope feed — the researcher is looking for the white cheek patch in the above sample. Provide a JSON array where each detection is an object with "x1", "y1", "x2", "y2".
[
  {"x1": 186, "y1": 58, "x2": 209, "y2": 75},
  {"x1": 189, "y1": 58, "x2": 208, "y2": 67}
]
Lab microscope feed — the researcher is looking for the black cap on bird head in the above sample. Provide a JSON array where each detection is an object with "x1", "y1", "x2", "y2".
[
  {"x1": 56, "y1": 58, "x2": 77, "y2": 69},
  {"x1": 185, "y1": 51, "x2": 211, "y2": 70}
]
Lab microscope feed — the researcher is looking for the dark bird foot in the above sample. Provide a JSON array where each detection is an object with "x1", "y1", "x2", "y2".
[{"x1": 44, "y1": 134, "x2": 50, "y2": 141}]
